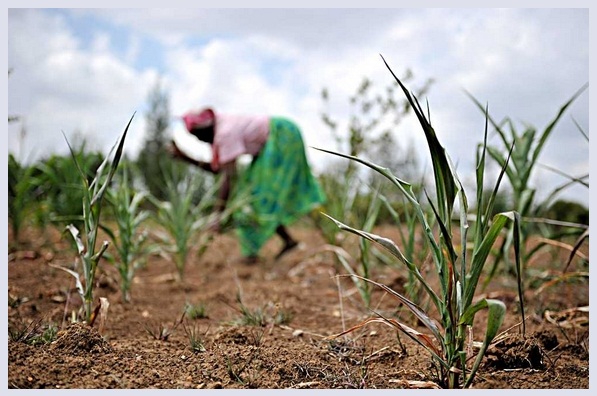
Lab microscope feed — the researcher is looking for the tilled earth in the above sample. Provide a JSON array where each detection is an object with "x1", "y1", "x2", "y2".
[{"x1": 7, "y1": 224, "x2": 589, "y2": 389}]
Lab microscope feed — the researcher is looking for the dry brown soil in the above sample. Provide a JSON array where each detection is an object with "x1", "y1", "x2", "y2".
[{"x1": 6, "y1": 223, "x2": 589, "y2": 389}]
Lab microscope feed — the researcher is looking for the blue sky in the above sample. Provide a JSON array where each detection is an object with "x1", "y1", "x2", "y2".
[{"x1": 6, "y1": 6, "x2": 590, "y2": 206}]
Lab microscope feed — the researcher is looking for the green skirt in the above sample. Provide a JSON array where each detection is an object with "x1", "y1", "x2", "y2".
[{"x1": 232, "y1": 117, "x2": 326, "y2": 257}]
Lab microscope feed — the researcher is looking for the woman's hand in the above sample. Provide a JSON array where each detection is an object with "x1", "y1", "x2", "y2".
[
  {"x1": 167, "y1": 140, "x2": 184, "y2": 158},
  {"x1": 168, "y1": 140, "x2": 215, "y2": 172}
]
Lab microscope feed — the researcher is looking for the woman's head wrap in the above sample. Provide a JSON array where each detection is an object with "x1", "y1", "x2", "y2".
[{"x1": 182, "y1": 108, "x2": 215, "y2": 132}]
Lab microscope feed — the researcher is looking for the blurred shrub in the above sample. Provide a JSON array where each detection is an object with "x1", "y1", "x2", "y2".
[{"x1": 544, "y1": 199, "x2": 588, "y2": 225}]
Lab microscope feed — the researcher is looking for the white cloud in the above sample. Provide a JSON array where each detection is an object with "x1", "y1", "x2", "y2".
[
  {"x1": 8, "y1": 9, "x2": 157, "y2": 162},
  {"x1": 7, "y1": 8, "x2": 589, "y2": 207}
]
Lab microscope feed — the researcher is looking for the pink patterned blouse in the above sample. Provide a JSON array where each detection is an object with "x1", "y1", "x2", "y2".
[{"x1": 211, "y1": 113, "x2": 270, "y2": 171}]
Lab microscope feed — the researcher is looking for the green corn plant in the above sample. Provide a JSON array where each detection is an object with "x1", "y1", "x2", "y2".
[
  {"x1": 228, "y1": 291, "x2": 293, "y2": 327},
  {"x1": 150, "y1": 165, "x2": 252, "y2": 283},
  {"x1": 144, "y1": 312, "x2": 185, "y2": 341},
  {"x1": 51, "y1": 115, "x2": 134, "y2": 325},
  {"x1": 466, "y1": 84, "x2": 588, "y2": 276},
  {"x1": 184, "y1": 301, "x2": 209, "y2": 320},
  {"x1": 329, "y1": 186, "x2": 384, "y2": 309},
  {"x1": 36, "y1": 146, "x2": 105, "y2": 231},
  {"x1": 149, "y1": 172, "x2": 218, "y2": 283},
  {"x1": 467, "y1": 83, "x2": 587, "y2": 217},
  {"x1": 320, "y1": 184, "x2": 407, "y2": 311},
  {"x1": 316, "y1": 56, "x2": 523, "y2": 389},
  {"x1": 182, "y1": 321, "x2": 207, "y2": 353},
  {"x1": 8, "y1": 154, "x2": 40, "y2": 246},
  {"x1": 315, "y1": 172, "x2": 359, "y2": 245},
  {"x1": 8, "y1": 318, "x2": 58, "y2": 346},
  {"x1": 352, "y1": 187, "x2": 383, "y2": 308},
  {"x1": 379, "y1": 175, "x2": 432, "y2": 305},
  {"x1": 102, "y1": 164, "x2": 152, "y2": 303}
]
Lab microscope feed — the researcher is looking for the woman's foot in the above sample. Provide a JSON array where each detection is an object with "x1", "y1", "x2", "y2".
[{"x1": 241, "y1": 255, "x2": 260, "y2": 265}]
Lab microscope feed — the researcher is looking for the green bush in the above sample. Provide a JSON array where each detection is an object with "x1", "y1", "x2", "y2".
[{"x1": 544, "y1": 199, "x2": 588, "y2": 225}]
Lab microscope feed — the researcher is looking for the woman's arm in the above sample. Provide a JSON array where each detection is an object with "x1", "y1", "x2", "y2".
[
  {"x1": 168, "y1": 140, "x2": 216, "y2": 174},
  {"x1": 208, "y1": 161, "x2": 236, "y2": 233},
  {"x1": 215, "y1": 161, "x2": 236, "y2": 212}
]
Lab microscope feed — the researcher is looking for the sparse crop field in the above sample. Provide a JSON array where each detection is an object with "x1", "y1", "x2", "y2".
[
  {"x1": 7, "y1": 59, "x2": 589, "y2": 390},
  {"x1": 7, "y1": 222, "x2": 588, "y2": 389}
]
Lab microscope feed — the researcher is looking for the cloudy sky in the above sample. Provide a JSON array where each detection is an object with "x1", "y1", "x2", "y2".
[{"x1": 6, "y1": 6, "x2": 590, "y2": 206}]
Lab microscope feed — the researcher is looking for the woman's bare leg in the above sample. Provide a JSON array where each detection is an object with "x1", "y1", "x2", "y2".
[{"x1": 275, "y1": 225, "x2": 298, "y2": 259}]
